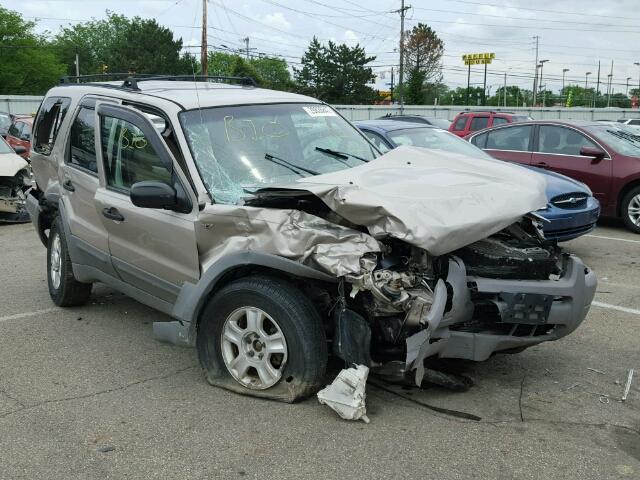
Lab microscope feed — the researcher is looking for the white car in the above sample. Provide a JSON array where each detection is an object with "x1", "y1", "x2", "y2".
[{"x1": 0, "y1": 136, "x2": 31, "y2": 223}]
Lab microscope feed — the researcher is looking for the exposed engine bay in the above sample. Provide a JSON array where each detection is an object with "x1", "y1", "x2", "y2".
[
  {"x1": 0, "y1": 170, "x2": 31, "y2": 223},
  {"x1": 244, "y1": 187, "x2": 595, "y2": 388}
]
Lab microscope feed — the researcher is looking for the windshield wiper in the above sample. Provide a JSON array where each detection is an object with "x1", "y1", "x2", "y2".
[
  {"x1": 314, "y1": 146, "x2": 369, "y2": 163},
  {"x1": 264, "y1": 153, "x2": 320, "y2": 176}
]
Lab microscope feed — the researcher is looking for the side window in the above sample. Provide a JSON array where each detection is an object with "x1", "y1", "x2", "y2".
[
  {"x1": 362, "y1": 130, "x2": 391, "y2": 153},
  {"x1": 21, "y1": 122, "x2": 32, "y2": 139},
  {"x1": 486, "y1": 125, "x2": 532, "y2": 151},
  {"x1": 33, "y1": 97, "x2": 71, "y2": 155},
  {"x1": 101, "y1": 116, "x2": 172, "y2": 192},
  {"x1": 538, "y1": 126, "x2": 597, "y2": 156},
  {"x1": 492, "y1": 117, "x2": 508, "y2": 126},
  {"x1": 453, "y1": 115, "x2": 468, "y2": 131},
  {"x1": 68, "y1": 107, "x2": 97, "y2": 173},
  {"x1": 469, "y1": 116, "x2": 489, "y2": 131},
  {"x1": 470, "y1": 132, "x2": 488, "y2": 148},
  {"x1": 8, "y1": 122, "x2": 22, "y2": 137}
]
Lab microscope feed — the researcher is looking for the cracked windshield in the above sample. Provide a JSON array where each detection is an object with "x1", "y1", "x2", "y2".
[{"x1": 181, "y1": 103, "x2": 378, "y2": 203}]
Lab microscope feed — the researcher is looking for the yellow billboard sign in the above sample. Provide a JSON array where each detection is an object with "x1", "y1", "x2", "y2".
[{"x1": 462, "y1": 53, "x2": 495, "y2": 65}]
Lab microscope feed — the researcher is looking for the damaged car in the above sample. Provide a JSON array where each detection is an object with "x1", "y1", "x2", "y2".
[
  {"x1": 0, "y1": 136, "x2": 31, "y2": 223},
  {"x1": 26, "y1": 77, "x2": 597, "y2": 402}
]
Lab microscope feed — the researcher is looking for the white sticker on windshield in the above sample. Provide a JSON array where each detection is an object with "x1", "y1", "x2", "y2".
[{"x1": 303, "y1": 105, "x2": 337, "y2": 117}]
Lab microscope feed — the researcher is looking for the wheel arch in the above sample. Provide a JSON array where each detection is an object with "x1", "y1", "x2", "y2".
[
  {"x1": 617, "y1": 178, "x2": 640, "y2": 217},
  {"x1": 171, "y1": 252, "x2": 337, "y2": 340}
]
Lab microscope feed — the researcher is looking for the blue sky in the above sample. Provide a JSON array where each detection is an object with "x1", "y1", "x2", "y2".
[{"x1": 6, "y1": 0, "x2": 640, "y2": 94}]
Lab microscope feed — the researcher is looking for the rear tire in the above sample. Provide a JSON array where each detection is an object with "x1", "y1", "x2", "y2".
[
  {"x1": 622, "y1": 186, "x2": 640, "y2": 233},
  {"x1": 197, "y1": 275, "x2": 328, "y2": 402},
  {"x1": 47, "y1": 216, "x2": 92, "y2": 306}
]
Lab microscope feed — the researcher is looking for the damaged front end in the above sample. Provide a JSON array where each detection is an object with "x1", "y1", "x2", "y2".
[
  {"x1": 0, "y1": 170, "x2": 32, "y2": 223},
  {"x1": 332, "y1": 215, "x2": 596, "y2": 387}
]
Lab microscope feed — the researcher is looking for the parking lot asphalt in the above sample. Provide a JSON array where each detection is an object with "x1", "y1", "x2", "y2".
[{"x1": 0, "y1": 220, "x2": 638, "y2": 480}]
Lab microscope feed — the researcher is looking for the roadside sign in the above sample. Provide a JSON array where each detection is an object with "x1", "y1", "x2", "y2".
[{"x1": 462, "y1": 53, "x2": 495, "y2": 66}]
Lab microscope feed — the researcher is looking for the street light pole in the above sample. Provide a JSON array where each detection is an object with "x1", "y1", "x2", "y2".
[
  {"x1": 635, "y1": 62, "x2": 640, "y2": 97},
  {"x1": 585, "y1": 72, "x2": 592, "y2": 107},
  {"x1": 562, "y1": 68, "x2": 569, "y2": 103},
  {"x1": 538, "y1": 59, "x2": 549, "y2": 106},
  {"x1": 627, "y1": 77, "x2": 632, "y2": 97},
  {"x1": 503, "y1": 71, "x2": 507, "y2": 107}
]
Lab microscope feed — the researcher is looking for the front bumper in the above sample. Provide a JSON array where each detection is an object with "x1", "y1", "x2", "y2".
[
  {"x1": 540, "y1": 198, "x2": 600, "y2": 242},
  {"x1": 407, "y1": 255, "x2": 597, "y2": 368}
]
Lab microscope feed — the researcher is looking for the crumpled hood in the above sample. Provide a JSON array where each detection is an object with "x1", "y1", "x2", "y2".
[
  {"x1": 0, "y1": 152, "x2": 28, "y2": 177},
  {"x1": 255, "y1": 146, "x2": 548, "y2": 256}
]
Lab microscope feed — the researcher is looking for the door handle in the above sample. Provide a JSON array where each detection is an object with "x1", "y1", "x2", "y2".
[
  {"x1": 535, "y1": 161, "x2": 549, "y2": 169},
  {"x1": 102, "y1": 207, "x2": 125, "y2": 222},
  {"x1": 62, "y1": 179, "x2": 75, "y2": 192}
]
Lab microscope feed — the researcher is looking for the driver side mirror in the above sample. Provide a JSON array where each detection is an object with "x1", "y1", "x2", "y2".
[
  {"x1": 580, "y1": 146, "x2": 606, "y2": 160},
  {"x1": 13, "y1": 146, "x2": 27, "y2": 155},
  {"x1": 130, "y1": 181, "x2": 178, "y2": 210}
]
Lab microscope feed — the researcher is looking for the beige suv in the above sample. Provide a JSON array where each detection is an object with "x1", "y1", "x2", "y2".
[{"x1": 27, "y1": 76, "x2": 596, "y2": 402}]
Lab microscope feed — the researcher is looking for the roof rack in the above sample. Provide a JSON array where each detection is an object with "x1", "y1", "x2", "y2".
[
  {"x1": 461, "y1": 109, "x2": 516, "y2": 114},
  {"x1": 59, "y1": 74, "x2": 257, "y2": 91}
]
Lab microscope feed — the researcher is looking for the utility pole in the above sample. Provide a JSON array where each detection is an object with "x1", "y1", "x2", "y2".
[
  {"x1": 607, "y1": 60, "x2": 614, "y2": 108},
  {"x1": 562, "y1": 68, "x2": 569, "y2": 102},
  {"x1": 243, "y1": 37, "x2": 250, "y2": 60},
  {"x1": 393, "y1": 0, "x2": 411, "y2": 112},
  {"x1": 627, "y1": 77, "x2": 632, "y2": 97},
  {"x1": 585, "y1": 71, "x2": 592, "y2": 107},
  {"x1": 482, "y1": 62, "x2": 488, "y2": 105},
  {"x1": 532, "y1": 35, "x2": 539, "y2": 106},
  {"x1": 538, "y1": 59, "x2": 549, "y2": 105},
  {"x1": 503, "y1": 71, "x2": 507, "y2": 107},
  {"x1": 388, "y1": 67, "x2": 395, "y2": 103},
  {"x1": 201, "y1": 0, "x2": 208, "y2": 75},
  {"x1": 466, "y1": 62, "x2": 471, "y2": 105},
  {"x1": 74, "y1": 49, "x2": 80, "y2": 82},
  {"x1": 595, "y1": 60, "x2": 600, "y2": 108}
]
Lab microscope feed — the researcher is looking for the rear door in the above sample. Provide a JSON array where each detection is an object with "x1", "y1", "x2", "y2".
[
  {"x1": 58, "y1": 97, "x2": 114, "y2": 274},
  {"x1": 477, "y1": 124, "x2": 534, "y2": 165},
  {"x1": 531, "y1": 124, "x2": 612, "y2": 203},
  {"x1": 94, "y1": 103, "x2": 199, "y2": 302},
  {"x1": 450, "y1": 115, "x2": 469, "y2": 137},
  {"x1": 467, "y1": 115, "x2": 490, "y2": 136}
]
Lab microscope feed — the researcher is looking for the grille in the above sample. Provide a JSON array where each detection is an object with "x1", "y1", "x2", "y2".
[{"x1": 550, "y1": 192, "x2": 588, "y2": 209}]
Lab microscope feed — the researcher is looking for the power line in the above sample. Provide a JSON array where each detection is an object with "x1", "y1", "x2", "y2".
[{"x1": 440, "y1": 0, "x2": 640, "y2": 21}]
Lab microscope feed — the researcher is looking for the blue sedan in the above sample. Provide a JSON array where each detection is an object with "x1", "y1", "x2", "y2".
[{"x1": 355, "y1": 120, "x2": 600, "y2": 242}]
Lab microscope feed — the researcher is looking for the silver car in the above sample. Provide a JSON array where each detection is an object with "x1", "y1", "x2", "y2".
[{"x1": 26, "y1": 77, "x2": 596, "y2": 402}]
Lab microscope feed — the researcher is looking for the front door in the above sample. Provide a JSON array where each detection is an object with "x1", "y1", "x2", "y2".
[
  {"x1": 532, "y1": 124, "x2": 612, "y2": 204},
  {"x1": 94, "y1": 104, "x2": 200, "y2": 302}
]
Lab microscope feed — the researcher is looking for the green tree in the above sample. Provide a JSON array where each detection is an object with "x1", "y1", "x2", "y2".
[
  {"x1": 401, "y1": 24, "x2": 444, "y2": 104},
  {"x1": 53, "y1": 11, "x2": 192, "y2": 76},
  {"x1": 0, "y1": 7, "x2": 65, "y2": 94},
  {"x1": 250, "y1": 57, "x2": 293, "y2": 90},
  {"x1": 294, "y1": 37, "x2": 376, "y2": 104}
]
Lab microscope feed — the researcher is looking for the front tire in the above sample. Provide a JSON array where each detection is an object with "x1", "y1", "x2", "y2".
[
  {"x1": 47, "y1": 216, "x2": 92, "y2": 306},
  {"x1": 196, "y1": 275, "x2": 328, "y2": 402}
]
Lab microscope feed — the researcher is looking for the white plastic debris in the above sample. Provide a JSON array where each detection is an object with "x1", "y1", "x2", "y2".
[
  {"x1": 622, "y1": 368, "x2": 634, "y2": 402},
  {"x1": 317, "y1": 365, "x2": 370, "y2": 423}
]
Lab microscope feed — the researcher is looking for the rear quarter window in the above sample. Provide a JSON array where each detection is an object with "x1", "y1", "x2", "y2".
[{"x1": 33, "y1": 96, "x2": 71, "y2": 155}]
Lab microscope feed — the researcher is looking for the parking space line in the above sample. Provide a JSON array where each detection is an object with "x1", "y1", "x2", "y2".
[
  {"x1": 592, "y1": 301, "x2": 640, "y2": 316},
  {"x1": 0, "y1": 307, "x2": 60, "y2": 324},
  {"x1": 585, "y1": 234, "x2": 640, "y2": 244}
]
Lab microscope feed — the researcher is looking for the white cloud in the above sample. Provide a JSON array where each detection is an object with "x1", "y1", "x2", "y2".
[
  {"x1": 344, "y1": 30, "x2": 358, "y2": 42},
  {"x1": 261, "y1": 12, "x2": 291, "y2": 31}
]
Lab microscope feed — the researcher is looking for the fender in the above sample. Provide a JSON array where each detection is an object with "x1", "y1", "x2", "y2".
[{"x1": 162, "y1": 251, "x2": 337, "y2": 346}]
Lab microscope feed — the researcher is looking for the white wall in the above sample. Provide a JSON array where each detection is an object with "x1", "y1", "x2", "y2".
[
  {"x1": 2, "y1": 95, "x2": 639, "y2": 121},
  {"x1": 0, "y1": 96, "x2": 44, "y2": 115}
]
